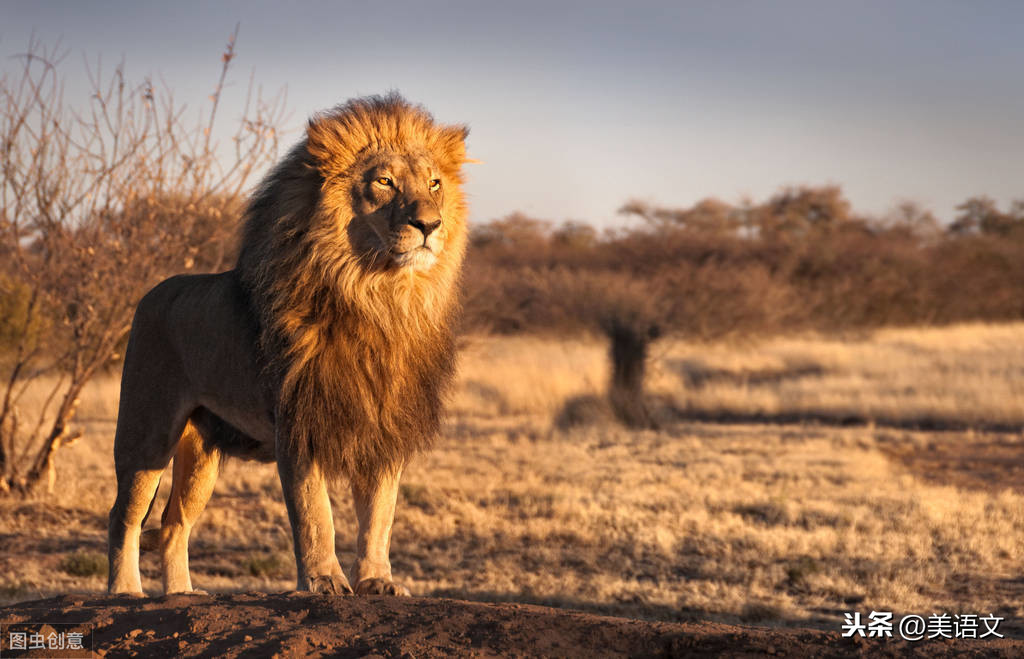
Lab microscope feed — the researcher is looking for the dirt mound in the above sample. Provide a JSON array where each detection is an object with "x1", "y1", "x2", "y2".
[{"x1": 2, "y1": 593, "x2": 1022, "y2": 657}]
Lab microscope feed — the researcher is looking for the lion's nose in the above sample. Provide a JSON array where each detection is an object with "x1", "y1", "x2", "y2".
[{"x1": 408, "y1": 218, "x2": 441, "y2": 238}]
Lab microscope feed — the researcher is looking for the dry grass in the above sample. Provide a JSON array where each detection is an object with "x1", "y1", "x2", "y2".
[
  {"x1": 453, "y1": 323, "x2": 1024, "y2": 428},
  {"x1": 2, "y1": 323, "x2": 1023, "y2": 632},
  {"x1": 656, "y1": 323, "x2": 1024, "y2": 428}
]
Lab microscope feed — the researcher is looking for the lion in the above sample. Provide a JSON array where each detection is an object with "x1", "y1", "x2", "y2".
[{"x1": 107, "y1": 94, "x2": 470, "y2": 597}]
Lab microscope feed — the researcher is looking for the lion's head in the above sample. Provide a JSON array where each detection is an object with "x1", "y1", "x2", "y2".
[
  {"x1": 305, "y1": 95, "x2": 469, "y2": 276},
  {"x1": 235, "y1": 94, "x2": 471, "y2": 483},
  {"x1": 238, "y1": 93, "x2": 471, "y2": 320}
]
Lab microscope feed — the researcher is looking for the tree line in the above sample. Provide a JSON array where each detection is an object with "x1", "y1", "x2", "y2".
[{"x1": 461, "y1": 186, "x2": 1024, "y2": 338}]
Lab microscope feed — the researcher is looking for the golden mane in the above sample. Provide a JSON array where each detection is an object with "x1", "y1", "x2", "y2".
[{"x1": 235, "y1": 94, "x2": 470, "y2": 485}]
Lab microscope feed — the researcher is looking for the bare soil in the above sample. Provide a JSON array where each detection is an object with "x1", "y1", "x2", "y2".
[{"x1": 1, "y1": 592, "x2": 1022, "y2": 658}]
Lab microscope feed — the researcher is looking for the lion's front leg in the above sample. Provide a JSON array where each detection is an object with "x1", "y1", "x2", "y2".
[
  {"x1": 276, "y1": 438, "x2": 352, "y2": 595},
  {"x1": 351, "y1": 467, "x2": 411, "y2": 596}
]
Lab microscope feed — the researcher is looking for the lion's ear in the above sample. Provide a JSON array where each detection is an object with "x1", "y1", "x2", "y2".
[{"x1": 436, "y1": 124, "x2": 470, "y2": 169}]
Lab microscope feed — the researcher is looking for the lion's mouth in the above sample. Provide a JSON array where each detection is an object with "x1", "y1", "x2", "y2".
[{"x1": 392, "y1": 246, "x2": 437, "y2": 271}]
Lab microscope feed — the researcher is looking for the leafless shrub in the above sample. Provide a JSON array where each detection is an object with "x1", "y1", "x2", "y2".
[{"x1": 0, "y1": 31, "x2": 285, "y2": 494}]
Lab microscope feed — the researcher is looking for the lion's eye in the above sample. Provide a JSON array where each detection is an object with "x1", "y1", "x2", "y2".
[
  {"x1": 429, "y1": 179, "x2": 441, "y2": 191},
  {"x1": 376, "y1": 177, "x2": 393, "y2": 187}
]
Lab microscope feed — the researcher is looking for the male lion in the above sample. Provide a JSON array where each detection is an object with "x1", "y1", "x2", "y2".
[{"x1": 107, "y1": 94, "x2": 470, "y2": 597}]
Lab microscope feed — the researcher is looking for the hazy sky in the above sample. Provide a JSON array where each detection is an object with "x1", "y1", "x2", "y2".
[{"x1": 3, "y1": 0, "x2": 1022, "y2": 227}]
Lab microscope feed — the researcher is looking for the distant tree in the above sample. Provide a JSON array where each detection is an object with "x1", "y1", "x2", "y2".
[
  {"x1": 754, "y1": 185, "x2": 856, "y2": 239},
  {"x1": 620, "y1": 186, "x2": 867, "y2": 240},
  {"x1": 950, "y1": 196, "x2": 1024, "y2": 237},
  {"x1": 469, "y1": 213, "x2": 550, "y2": 249},
  {"x1": 618, "y1": 197, "x2": 740, "y2": 235},
  {"x1": 551, "y1": 221, "x2": 598, "y2": 249},
  {"x1": 553, "y1": 271, "x2": 668, "y2": 428},
  {"x1": 877, "y1": 201, "x2": 941, "y2": 243}
]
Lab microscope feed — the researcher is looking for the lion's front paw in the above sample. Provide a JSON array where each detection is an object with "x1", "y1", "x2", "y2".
[
  {"x1": 109, "y1": 590, "x2": 147, "y2": 598},
  {"x1": 306, "y1": 574, "x2": 354, "y2": 595},
  {"x1": 355, "y1": 578, "x2": 411, "y2": 596}
]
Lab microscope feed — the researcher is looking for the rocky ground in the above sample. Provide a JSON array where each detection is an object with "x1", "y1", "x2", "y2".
[{"x1": 1, "y1": 592, "x2": 1021, "y2": 657}]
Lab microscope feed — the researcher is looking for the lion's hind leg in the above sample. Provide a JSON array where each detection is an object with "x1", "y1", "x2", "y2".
[
  {"x1": 108, "y1": 409, "x2": 188, "y2": 596},
  {"x1": 108, "y1": 468, "x2": 164, "y2": 595},
  {"x1": 160, "y1": 420, "x2": 221, "y2": 594}
]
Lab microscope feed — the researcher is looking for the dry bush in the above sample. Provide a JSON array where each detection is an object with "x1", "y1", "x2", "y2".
[
  {"x1": 59, "y1": 551, "x2": 107, "y2": 578},
  {"x1": 0, "y1": 32, "x2": 284, "y2": 494},
  {"x1": 553, "y1": 272, "x2": 666, "y2": 427},
  {"x1": 462, "y1": 189, "x2": 1024, "y2": 339}
]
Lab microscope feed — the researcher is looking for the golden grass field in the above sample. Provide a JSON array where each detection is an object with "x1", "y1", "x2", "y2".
[{"x1": 2, "y1": 322, "x2": 1023, "y2": 634}]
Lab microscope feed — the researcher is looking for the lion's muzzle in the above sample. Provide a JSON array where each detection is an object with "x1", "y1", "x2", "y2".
[{"x1": 391, "y1": 201, "x2": 444, "y2": 269}]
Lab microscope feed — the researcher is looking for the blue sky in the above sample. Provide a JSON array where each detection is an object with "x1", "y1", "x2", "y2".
[{"x1": 3, "y1": 0, "x2": 1022, "y2": 227}]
